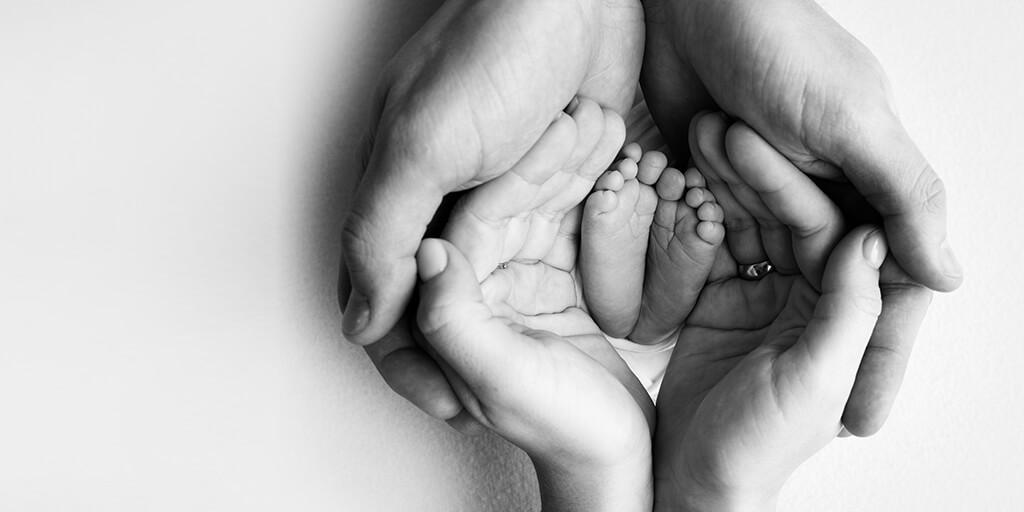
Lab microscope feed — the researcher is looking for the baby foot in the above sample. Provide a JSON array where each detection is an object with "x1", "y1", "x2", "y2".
[
  {"x1": 580, "y1": 146, "x2": 658, "y2": 339},
  {"x1": 581, "y1": 146, "x2": 724, "y2": 344},
  {"x1": 631, "y1": 163, "x2": 725, "y2": 344}
]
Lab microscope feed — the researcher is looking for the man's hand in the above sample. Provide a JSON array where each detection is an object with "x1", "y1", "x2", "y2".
[
  {"x1": 642, "y1": 0, "x2": 951, "y2": 434},
  {"x1": 340, "y1": 0, "x2": 644, "y2": 419}
]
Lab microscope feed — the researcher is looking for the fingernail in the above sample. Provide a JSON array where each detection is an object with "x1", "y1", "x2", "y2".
[
  {"x1": 565, "y1": 96, "x2": 581, "y2": 115},
  {"x1": 863, "y1": 229, "x2": 887, "y2": 269},
  {"x1": 940, "y1": 239, "x2": 963, "y2": 280},
  {"x1": 417, "y1": 239, "x2": 449, "y2": 281},
  {"x1": 342, "y1": 290, "x2": 370, "y2": 337}
]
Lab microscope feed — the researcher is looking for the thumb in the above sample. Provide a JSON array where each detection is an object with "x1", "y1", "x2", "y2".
[
  {"x1": 834, "y1": 111, "x2": 962, "y2": 292},
  {"x1": 415, "y1": 238, "x2": 533, "y2": 395},
  {"x1": 784, "y1": 226, "x2": 886, "y2": 399},
  {"x1": 340, "y1": 128, "x2": 451, "y2": 345}
]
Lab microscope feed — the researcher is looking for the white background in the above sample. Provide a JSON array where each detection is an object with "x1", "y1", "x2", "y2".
[{"x1": 1, "y1": 1, "x2": 1021, "y2": 510}]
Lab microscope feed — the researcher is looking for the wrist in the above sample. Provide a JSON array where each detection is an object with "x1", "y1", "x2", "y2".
[
  {"x1": 654, "y1": 476, "x2": 778, "y2": 512},
  {"x1": 532, "y1": 444, "x2": 652, "y2": 512},
  {"x1": 655, "y1": 488, "x2": 777, "y2": 512}
]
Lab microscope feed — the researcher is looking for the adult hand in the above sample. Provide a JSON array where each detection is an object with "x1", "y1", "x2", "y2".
[
  {"x1": 642, "y1": 0, "x2": 951, "y2": 434},
  {"x1": 415, "y1": 226, "x2": 653, "y2": 511},
  {"x1": 653, "y1": 116, "x2": 914, "y2": 509},
  {"x1": 341, "y1": 0, "x2": 644, "y2": 421}
]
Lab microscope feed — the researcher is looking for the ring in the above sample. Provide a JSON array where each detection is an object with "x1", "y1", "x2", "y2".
[
  {"x1": 497, "y1": 262, "x2": 509, "y2": 270},
  {"x1": 738, "y1": 260, "x2": 774, "y2": 281}
]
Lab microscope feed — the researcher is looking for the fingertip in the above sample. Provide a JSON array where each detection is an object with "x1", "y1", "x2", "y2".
[
  {"x1": 379, "y1": 347, "x2": 463, "y2": 420},
  {"x1": 863, "y1": 229, "x2": 888, "y2": 270},
  {"x1": 885, "y1": 225, "x2": 963, "y2": 292},
  {"x1": 342, "y1": 288, "x2": 372, "y2": 342},
  {"x1": 841, "y1": 409, "x2": 887, "y2": 437},
  {"x1": 939, "y1": 239, "x2": 965, "y2": 289},
  {"x1": 417, "y1": 239, "x2": 449, "y2": 281},
  {"x1": 823, "y1": 225, "x2": 886, "y2": 295},
  {"x1": 447, "y1": 409, "x2": 488, "y2": 435}
]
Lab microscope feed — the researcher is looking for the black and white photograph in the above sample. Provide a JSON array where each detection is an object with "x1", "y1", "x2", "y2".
[{"x1": 1, "y1": 0, "x2": 1020, "y2": 510}]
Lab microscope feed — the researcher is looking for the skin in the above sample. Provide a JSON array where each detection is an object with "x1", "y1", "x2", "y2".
[
  {"x1": 340, "y1": 0, "x2": 644, "y2": 423},
  {"x1": 415, "y1": 219, "x2": 654, "y2": 512},
  {"x1": 641, "y1": 0, "x2": 957, "y2": 435},
  {"x1": 344, "y1": 0, "x2": 958, "y2": 459},
  {"x1": 414, "y1": 114, "x2": 906, "y2": 510}
]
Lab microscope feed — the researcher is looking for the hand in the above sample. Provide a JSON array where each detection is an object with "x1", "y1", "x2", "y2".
[
  {"x1": 641, "y1": 2, "x2": 952, "y2": 433},
  {"x1": 652, "y1": 117, "x2": 913, "y2": 510},
  {"x1": 655, "y1": 226, "x2": 888, "y2": 511},
  {"x1": 415, "y1": 225, "x2": 653, "y2": 512},
  {"x1": 340, "y1": 0, "x2": 644, "y2": 420}
]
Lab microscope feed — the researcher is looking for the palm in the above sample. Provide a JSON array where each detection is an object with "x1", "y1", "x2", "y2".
[
  {"x1": 655, "y1": 251, "x2": 828, "y2": 494},
  {"x1": 430, "y1": 212, "x2": 654, "y2": 462}
]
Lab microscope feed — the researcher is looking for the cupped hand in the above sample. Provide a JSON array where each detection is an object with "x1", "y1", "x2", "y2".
[
  {"x1": 643, "y1": 0, "x2": 961, "y2": 292},
  {"x1": 652, "y1": 117, "x2": 919, "y2": 509},
  {"x1": 415, "y1": 211, "x2": 654, "y2": 511},
  {"x1": 341, "y1": 0, "x2": 644, "y2": 424},
  {"x1": 342, "y1": 0, "x2": 643, "y2": 343},
  {"x1": 642, "y1": 0, "x2": 952, "y2": 429}
]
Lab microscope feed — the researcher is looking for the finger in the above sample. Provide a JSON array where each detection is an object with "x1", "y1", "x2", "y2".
[
  {"x1": 446, "y1": 409, "x2": 488, "y2": 435},
  {"x1": 832, "y1": 110, "x2": 963, "y2": 292},
  {"x1": 562, "y1": 98, "x2": 609, "y2": 180},
  {"x1": 703, "y1": 123, "x2": 798, "y2": 275},
  {"x1": 542, "y1": 204, "x2": 582, "y2": 272},
  {"x1": 690, "y1": 112, "x2": 767, "y2": 265},
  {"x1": 780, "y1": 226, "x2": 886, "y2": 404},
  {"x1": 725, "y1": 122, "x2": 845, "y2": 288},
  {"x1": 341, "y1": 133, "x2": 449, "y2": 345},
  {"x1": 841, "y1": 260, "x2": 932, "y2": 436},
  {"x1": 363, "y1": 318, "x2": 462, "y2": 421},
  {"x1": 518, "y1": 106, "x2": 625, "y2": 263},
  {"x1": 415, "y1": 239, "x2": 536, "y2": 396},
  {"x1": 443, "y1": 111, "x2": 579, "y2": 280}
]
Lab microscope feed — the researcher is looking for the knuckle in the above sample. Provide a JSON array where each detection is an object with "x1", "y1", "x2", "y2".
[
  {"x1": 340, "y1": 209, "x2": 379, "y2": 272},
  {"x1": 911, "y1": 166, "x2": 948, "y2": 215}
]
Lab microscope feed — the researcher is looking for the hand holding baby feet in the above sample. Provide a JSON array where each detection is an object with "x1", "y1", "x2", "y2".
[
  {"x1": 416, "y1": 235, "x2": 653, "y2": 512},
  {"x1": 444, "y1": 98, "x2": 626, "y2": 281},
  {"x1": 654, "y1": 226, "x2": 887, "y2": 511},
  {"x1": 341, "y1": 0, "x2": 643, "y2": 427},
  {"x1": 651, "y1": 115, "x2": 897, "y2": 510}
]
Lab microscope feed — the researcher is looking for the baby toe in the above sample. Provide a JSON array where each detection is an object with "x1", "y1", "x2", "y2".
[
  {"x1": 595, "y1": 170, "x2": 625, "y2": 191},
  {"x1": 683, "y1": 167, "x2": 707, "y2": 189},
  {"x1": 637, "y1": 150, "x2": 669, "y2": 185},
  {"x1": 696, "y1": 220, "x2": 726, "y2": 245},
  {"x1": 654, "y1": 167, "x2": 686, "y2": 202},
  {"x1": 621, "y1": 142, "x2": 643, "y2": 162},
  {"x1": 685, "y1": 187, "x2": 713, "y2": 209},
  {"x1": 697, "y1": 201, "x2": 724, "y2": 223},
  {"x1": 614, "y1": 157, "x2": 639, "y2": 181}
]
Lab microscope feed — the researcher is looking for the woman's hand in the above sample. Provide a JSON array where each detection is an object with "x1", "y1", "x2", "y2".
[{"x1": 652, "y1": 114, "x2": 926, "y2": 510}]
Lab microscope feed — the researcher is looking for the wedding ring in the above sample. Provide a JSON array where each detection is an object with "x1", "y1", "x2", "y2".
[
  {"x1": 738, "y1": 260, "x2": 774, "y2": 280},
  {"x1": 497, "y1": 262, "x2": 509, "y2": 270}
]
